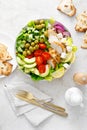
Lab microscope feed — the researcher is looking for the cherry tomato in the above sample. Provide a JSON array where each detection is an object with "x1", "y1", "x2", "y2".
[
  {"x1": 26, "y1": 53, "x2": 34, "y2": 59},
  {"x1": 36, "y1": 56, "x2": 44, "y2": 65},
  {"x1": 43, "y1": 59, "x2": 47, "y2": 65},
  {"x1": 42, "y1": 52, "x2": 51, "y2": 60},
  {"x1": 38, "y1": 64, "x2": 46, "y2": 73},
  {"x1": 39, "y1": 43, "x2": 46, "y2": 49},
  {"x1": 34, "y1": 49, "x2": 43, "y2": 57}
]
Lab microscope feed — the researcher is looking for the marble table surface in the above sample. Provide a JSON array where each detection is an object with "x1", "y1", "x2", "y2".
[{"x1": 0, "y1": 0, "x2": 87, "y2": 130}]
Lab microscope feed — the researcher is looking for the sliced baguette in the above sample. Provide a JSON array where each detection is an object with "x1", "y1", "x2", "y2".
[
  {"x1": 57, "y1": 0, "x2": 76, "y2": 17},
  {"x1": 75, "y1": 11, "x2": 87, "y2": 32}
]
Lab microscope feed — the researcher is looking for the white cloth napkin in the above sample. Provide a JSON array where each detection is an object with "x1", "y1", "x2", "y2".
[
  {"x1": 4, "y1": 82, "x2": 53, "y2": 126},
  {"x1": 25, "y1": 107, "x2": 53, "y2": 126}
]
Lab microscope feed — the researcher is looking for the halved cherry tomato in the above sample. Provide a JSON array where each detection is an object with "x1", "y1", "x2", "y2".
[
  {"x1": 42, "y1": 52, "x2": 51, "y2": 60},
  {"x1": 36, "y1": 56, "x2": 44, "y2": 65},
  {"x1": 26, "y1": 53, "x2": 34, "y2": 59},
  {"x1": 38, "y1": 64, "x2": 46, "y2": 73},
  {"x1": 34, "y1": 49, "x2": 43, "y2": 57},
  {"x1": 39, "y1": 43, "x2": 46, "y2": 49}
]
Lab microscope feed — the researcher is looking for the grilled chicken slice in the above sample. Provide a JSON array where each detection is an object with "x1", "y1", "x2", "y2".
[
  {"x1": 48, "y1": 29, "x2": 66, "y2": 54},
  {"x1": 51, "y1": 41, "x2": 66, "y2": 54},
  {"x1": 49, "y1": 48, "x2": 61, "y2": 63},
  {"x1": 48, "y1": 29, "x2": 59, "y2": 43},
  {"x1": 47, "y1": 58, "x2": 56, "y2": 69}
]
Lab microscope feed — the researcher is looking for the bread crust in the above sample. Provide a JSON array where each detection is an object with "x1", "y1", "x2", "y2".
[
  {"x1": 81, "y1": 43, "x2": 87, "y2": 49},
  {"x1": 57, "y1": 0, "x2": 76, "y2": 17},
  {"x1": 75, "y1": 11, "x2": 87, "y2": 32}
]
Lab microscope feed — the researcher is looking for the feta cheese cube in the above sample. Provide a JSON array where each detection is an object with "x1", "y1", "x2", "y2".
[
  {"x1": 28, "y1": 34, "x2": 33, "y2": 39},
  {"x1": 49, "y1": 35, "x2": 58, "y2": 43},
  {"x1": 66, "y1": 46, "x2": 72, "y2": 52},
  {"x1": 57, "y1": 33, "x2": 63, "y2": 40},
  {"x1": 63, "y1": 63, "x2": 70, "y2": 69},
  {"x1": 61, "y1": 38, "x2": 67, "y2": 44},
  {"x1": 48, "y1": 23, "x2": 51, "y2": 28},
  {"x1": 61, "y1": 52, "x2": 67, "y2": 59}
]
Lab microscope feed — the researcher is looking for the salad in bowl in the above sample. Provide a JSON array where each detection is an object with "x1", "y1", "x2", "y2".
[{"x1": 15, "y1": 18, "x2": 77, "y2": 81}]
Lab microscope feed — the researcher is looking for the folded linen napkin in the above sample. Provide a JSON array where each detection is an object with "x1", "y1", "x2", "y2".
[
  {"x1": 25, "y1": 107, "x2": 53, "y2": 126},
  {"x1": 4, "y1": 82, "x2": 53, "y2": 126}
]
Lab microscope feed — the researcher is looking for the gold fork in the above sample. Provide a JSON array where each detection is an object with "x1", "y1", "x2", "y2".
[{"x1": 16, "y1": 90, "x2": 68, "y2": 117}]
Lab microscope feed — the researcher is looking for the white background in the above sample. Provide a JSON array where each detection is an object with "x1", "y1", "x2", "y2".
[{"x1": 0, "y1": 0, "x2": 87, "y2": 130}]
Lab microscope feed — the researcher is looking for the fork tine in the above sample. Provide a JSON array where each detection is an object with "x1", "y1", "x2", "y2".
[{"x1": 16, "y1": 90, "x2": 35, "y2": 100}]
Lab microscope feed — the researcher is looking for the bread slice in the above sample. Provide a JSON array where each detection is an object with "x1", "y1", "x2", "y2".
[
  {"x1": 57, "y1": 0, "x2": 76, "y2": 17},
  {"x1": 0, "y1": 43, "x2": 12, "y2": 61},
  {"x1": 81, "y1": 31, "x2": 87, "y2": 49},
  {"x1": 81, "y1": 43, "x2": 87, "y2": 49},
  {"x1": 0, "y1": 43, "x2": 7, "y2": 50},
  {"x1": 4, "y1": 51, "x2": 12, "y2": 61},
  {"x1": 0, "y1": 61, "x2": 13, "y2": 76},
  {"x1": 75, "y1": 11, "x2": 87, "y2": 32}
]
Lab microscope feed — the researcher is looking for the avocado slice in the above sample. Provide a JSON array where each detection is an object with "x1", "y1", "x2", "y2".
[
  {"x1": 18, "y1": 65, "x2": 24, "y2": 70},
  {"x1": 24, "y1": 68, "x2": 35, "y2": 73},
  {"x1": 40, "y1": 65, "x2": 50, "y2": 77},
  {"x1": 33, "y1": 68, "x2": 40, "y2": 75},
  {"x1": 24, "y1": 57, "x2": 36, "y2": 64},
  {"x1": 17, "y1": 57, "x2": 25, "y2": 65},
  {"x1": 24, "y1": 62, "x2": 36, "y2": 68}
]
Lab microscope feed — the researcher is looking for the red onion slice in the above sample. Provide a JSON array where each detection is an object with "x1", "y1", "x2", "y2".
[
  {"x1": 53, "y1": 22, "x2": 66, "y2": 33},
  {"x1": 63, "y1": 31, "x2": 71, "y2": 37}
]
